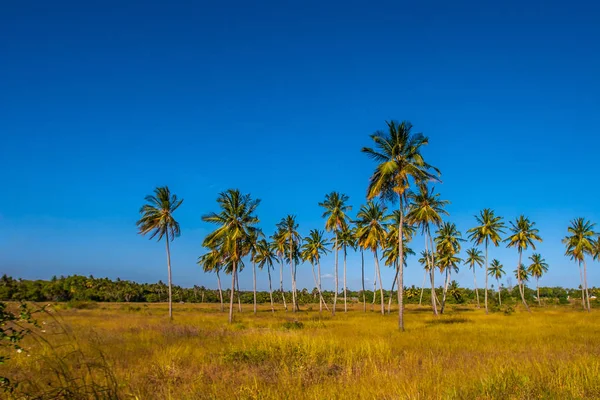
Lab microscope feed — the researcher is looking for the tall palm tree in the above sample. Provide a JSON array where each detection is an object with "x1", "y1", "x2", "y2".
[
  {"x1": 467, "y1": 209, "x2": 505, "y2": 314},
  {"x1": 355, "y1": 201, "x2": 389, "y2": 315},
  {"x1": 197, "y1": 246, "x2": 224, "y2": 312},
  {"x1": 338, "y1": 226, "x2": 357, "y2": 312},
  {"x1": 362, "y1": 121, "x2": 439, "y2": 331},
  {"x1": 277, "y1": 215, "x2": 301, "y2": 312},
  {"x1": 353, "y1": 219, "x2": 368, "y2": 312},
  {"x1": 136, "y1": 186, "x2": 183, "y2": 320},
  {"x1": 247, "y1": 229, "x2": 263, "y2": 315},
  {"x1": 417, "y1": 250, "x2": 435, "y2": 306},
  {"x1": 435, "y1": 222, "x2": 463, "y2": 314},
  {"x1": 301, "y1": 229, "x2": 331, "y2": 313},
  {"x1": 464, "y1": 248, "x2": 484, "y2": 308},
  {"x1": 384, "y1": 211, "x2": 416, "y2": 313},
  {"x1": 202, "y1": 189, "x2": 260, "y2": 323},
  {"x1": 514, "y1": 264, "x2": 529, "y2": 302},
  {"x1": 255, "y1": 239, "x2": 276, "y2": 312},
  {"x1": 406, "y1": 185, "x2": 448, "y2": 315},
  {"x1": 488, "y1": 259, "x2": 505, "y2": 305},
  {"x1": 319, "y1": 192, "x2": 351, "y2": 316},
  {"x1": 505, "y1": 215, "x2": 542, "y2": 312},
  {"x1": 528, "y1": 253, "x2": 549, "y2": 306},
  {"x1": 563, "y1": 218, "x2": 596, "y2": 312},
  {"x1": 270, "y1": 229, "x2": 288, "y2": 311}
]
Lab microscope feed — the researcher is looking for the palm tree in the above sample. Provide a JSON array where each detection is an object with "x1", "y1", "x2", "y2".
[
  {"x1": 514, "y1": 264, "x2": 529, "y2": 302},
  {"x1": 362, "y1": 121, "x2": 439, "y2": 331},
  {"x1": 355, "y1": 201, "x2": 389, "y2": 315},
  {"x1": 435, "y1": 222, "x2": 463, "y2": 314},
  {"x1": 197, "y1": 247, "x2": 224, "y2": 312},
  {"x1": 467, "y1": 209, "x2": 505, "y2": 314},
  {"x1": 406, "y1": 185, "x2": 448, "y2": 315},
  {"x1": 417, "y1": 250, "x2": 435, "y2": 306},
  {"x1": 464, "y1": 248, "x2": 484, "y2": 308},
  {"x1": 247, "y1": 229, "x2": 263, "y2": 315},
  {"x1": 353, "y1": 220, "x2": 368, "y2": 312},
  {"x1": 488, "y1": 259, "x2": 505, "y2": 305},
  {"x1": 277, "y1": 215, "x2": 301, "y2": 312},
  {"x1": 505, "y1": 215, "x2": 542, "y2": 312},
  {"x1": 301, "y1": 229, "x2": 331, "y2": 313},
  {"x1": 338, "y1": 226, "x2": 357, "y2": 312},
  {"x1": 563, "y1": 218, "x2": 596, "y2": 312},
  {"x1": 319, "y1": 192, "x2": 351, "y2": 316},
  {"x1": 255, "y1": 239, "x2": 276, "y2": 313},
  {"x1": 528, "y1": 253, "x2": 549, "y2": 306},
  {"x1": 136, "y1": 186, "x2": 183, "y2": 320},
  {"x1": 270, "y1": 229, "x2": 288, "y2": 311},
  {"x1": 202, "y1": 189, "x2": 260, "y2": 323}
]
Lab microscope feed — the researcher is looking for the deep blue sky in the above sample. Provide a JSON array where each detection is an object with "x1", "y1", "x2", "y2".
[{"x1": 1, "y1": 0, "x2": 599, "y2": 292}]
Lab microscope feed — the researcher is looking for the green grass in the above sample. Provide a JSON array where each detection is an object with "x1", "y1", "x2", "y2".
[{"x1": 5, "y1": 303, "x2": 600, "y2": 399}]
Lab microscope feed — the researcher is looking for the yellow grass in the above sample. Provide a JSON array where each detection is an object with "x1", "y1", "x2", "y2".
[{"x1": 5, "y1": 303, "x2": 600, "y2": 399}]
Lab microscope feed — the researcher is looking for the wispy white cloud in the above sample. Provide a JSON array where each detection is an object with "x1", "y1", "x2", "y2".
[{"x1": 321, "y1": 273, "x2": 333, "y2": 279}]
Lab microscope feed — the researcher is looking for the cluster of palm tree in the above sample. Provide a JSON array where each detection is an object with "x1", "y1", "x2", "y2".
[{"x1": 136, "y1": 120, "x2": 599, "y2": 330}]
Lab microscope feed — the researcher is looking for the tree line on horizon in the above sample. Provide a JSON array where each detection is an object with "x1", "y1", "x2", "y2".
[{"x1": 136, "y1": 120, "x2": 600, "y2": 330}]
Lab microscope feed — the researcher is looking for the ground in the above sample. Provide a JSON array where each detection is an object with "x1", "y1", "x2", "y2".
[{"x1": 5, "y1": 302, "x2": 600, "y2": 399}]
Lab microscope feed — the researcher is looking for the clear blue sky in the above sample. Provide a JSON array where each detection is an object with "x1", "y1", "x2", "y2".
[{"x1": 1, "y1": 0, "x2": 599, "y2": 291}]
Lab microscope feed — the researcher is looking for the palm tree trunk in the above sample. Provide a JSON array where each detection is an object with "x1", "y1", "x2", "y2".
[
  {"x1": 216, "y1": 269, "x2": 224, "y2": 312},
  {"x1": 426, "y1": 230, "x2": 438, "y2": 316},
  {"x1": 313, "y1": 260, "x2": 330, "y2": 313},
  {"x1": 289, "y1": 241, "x2": 297, "y2": 313},
  {"x1": 371, "y1": 267, "x2": 377, "y2": 310},
  {"x1": 536, "y1": 277, "x2": 541, "y2": 307},
  {"x1": 583, "y1": 258, "x2": 591, "y2": 312},
  {"x1": 165, "y1": 236, "x2": 173, "y2": 320},
  {"x1": 484, "y1": 239, "x2": 489, "y2": 315},
  {"x1": 343, "y1": 246, "x2": 348, "y2": 313},
  {"x1": 228, "y1": 262, "x2": 236, "y2": 323},
  {"x1": 473, "y1": 267, "x2": 480, "y2": 308},
  {"x1": 279, "y1": 257, "x2": 287, "y2": 311},
  {"x1": 388, "y1": 265, "x2": 399, "y2": 314},
  {"x1": 333, "y1": 233, "x2": 339, "y2": 316},
  {"x1": 517, "y1": 250, "x2": 530, "y2": 312},
  {"x1": 374, "y1": 249, "x2": 384, "y2": 315},
  {"x1": 418, "y1": 269, "x2": 427, "y2": 306},
  {"x1": 497, "y1": 278, "x2": 502, "y2": 306},
  {"x1": 397, "y1": 195, "x2": 405, "y2": 331},
  {"x1": 267, "y1": 265, "x2": 274, "y2": 313},
  {"x1": 236, "y1": 270, "x2": 242, "y2": 313},
  {"x1": 361, "y1": 249, "x2": 366, "y2": 312},
  {"x1": 578, "y1": 262, "x2": 585, "y2": 310},
  {"x1": 441, "y1": 269, "x2": 450, "y2": 314},
  {"x1": 253, "y1": 261, "x2": 257, "y2": 315}
]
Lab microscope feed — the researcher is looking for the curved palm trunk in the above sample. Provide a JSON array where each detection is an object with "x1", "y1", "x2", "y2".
[
  {"x1": 165, "y1": 236, "x2": 173, "y2": 320},
  {"x1": 253, "y1": 261, "x2": 257, "y2": 315},
  {"x1": 388, "y1": 264, "x2": 399, "y2": 314},
  {"x1": 497, "y1": 278, "x2": 502, "y2": 306},
  {"x1": 279, "y1": 257, "x2": 287, "y2": 311},
  {"x1": 583, "y1": 258, "x2": 591, "y2": 312},
  {"x1": 441, "y1": 269, "x2": 450, "y2": 314},
  {"x1": 267, "y1": 266, "x2": 274, "y2": 313},
  {"x1": 418, "y1": 269, "x2": 427, "y2": 306},
  {"x1": 343, "y1": 246, "x2": 348, "y2": 313},
  {"x1": 236, "y1": 270, "x2": 242, "y2": 313},
  {"x1": 473, "y1": 267, "x2": 480, "y2": 308},
  {"x1": 516, "y1": 250, "x2": 530, "y2": 312},
  {"x1": 371, "y1": 267, "x2": 377, "y2": 311},
  {"x1": 312, "y1": 260, "x2": 330, "y2": 313},
  {"x1": 484, "y1": 239, "x2": 489, "y2": 314},
  {"x1": 426, "y1": 231, "x2": 438, "y2": 316},
  {"x1": 397, "y1": 196, "x2": 405, "y2": 331},
  {"x1": 228, "y1": 262, "x2": 236, "y2": 323},
  {"x1": 333, "y1": 233, "x2": 339, "y2": 316},
  {"x1": 578, "y1": 262, "x2": 586, "y2": 310},
  {"x1": 289, "y1": 241, "x2": 297, "y2": 313},
  {"x1": 374, "y1": 249, "x2": 384, "y2": 315},
  {"x1": 536, "y1": 277, "x2": 541, "y2": 307},
  {"x1": 216, "y1": 269, "x2": 224, "y2": 312},
  {"x1": 361, "y1": 249, "x2": 366, "y2": 312}
]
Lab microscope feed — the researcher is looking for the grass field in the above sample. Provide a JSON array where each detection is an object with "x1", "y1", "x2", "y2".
[{"x1": 5, "y1": 302, "x2": 600, "y2": 399}]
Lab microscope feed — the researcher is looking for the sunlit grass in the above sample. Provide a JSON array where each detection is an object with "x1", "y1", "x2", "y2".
[{"x1": 5, "y1": 302, "x2": 600, "y2": 399}]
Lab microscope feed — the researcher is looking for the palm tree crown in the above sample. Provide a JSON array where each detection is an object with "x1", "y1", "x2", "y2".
[
  {"x1": 528, "y1": 253, "x2": 548, "y2": 279},
  {"x1": 301, "y1": 230, "x2": 330, "y2": 264},
  {"x1": 136, "y1": 186, "x2": 183, "y2": 241},
  {"x1": 355, "y1": 202, "x2": 388, "y2": 252},
  {"x1": 467, "y1": 209, "x2": 505, "y2": 247},
  {"x1": 562, "y1": 218, "x2": 596, "y2": 262},
  {"x1": 465, "y1": 248, "x2": 484, "y2": 271},
  {"x1": 505, "y1": 215, "x2": 542, "y2": 252},
  {"x1": 488, "y1": 259, "x2": 505, "y2": 279},
  {"x1": 319, "y1": 192, "x2": 352, "y2": 233}
]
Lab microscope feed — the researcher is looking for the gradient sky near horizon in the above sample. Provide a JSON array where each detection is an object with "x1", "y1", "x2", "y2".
[{"x1": 1, "y1": 0, "x2": 599, "y2": 292}]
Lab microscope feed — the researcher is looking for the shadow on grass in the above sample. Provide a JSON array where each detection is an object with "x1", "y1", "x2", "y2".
[{"x1": 425, "y1": 317, "x2": 472, "y2": 325}]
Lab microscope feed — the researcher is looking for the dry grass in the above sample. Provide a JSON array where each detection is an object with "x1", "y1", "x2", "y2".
[{"x1": 4, "y1": 302, "x2": 600, "y2": 399}]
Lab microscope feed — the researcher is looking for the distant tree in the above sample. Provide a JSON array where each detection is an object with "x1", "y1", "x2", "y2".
[
  {"x1": 319, "y1": 192, "x2": 351, "y2": 315},
  {"x1": 197, "y1": 246, "x2": 224, "y2": 312},
  {"x1": 362, "y1": 120, "x2": 439, "y2": 331},
  {"x1": 467, "y1": 209, "x2": 505, "y2": 315},
  {"x1": 255, "y1": 239, "x2": 277, "y2": 313},
  {"x1": 505, "y1": 215, "x2": 542, "y2": 312},
  {"x1": 488, "y1": 259, "x2": 505, "y2": 305},
  {"x1": 563, "y1": 218, "x2": 596, "y2": 311},
  {"x1": 301, "y1": 229, "x2": 331, "y2": 313},
  {"x1": 136, "y1": 186, "x2": 183, "y2": 319},
  {"x1": 464, "y1": 248, "x2": 484, "y2": 308},
  {"x1": 202, "y1": 189, "x2": 260, "y2": 323},
  {"x1": 337, "y1": 226, "x2": 357, "y2": 313},
  {"x1": 528, "y1": 253, "x2": 549, "y2": 306},
  {"x1": 277, "y1": 216, "x2": 301, "y2": 312},
  {"x1": 270, "y1": 229, "x2": 288, "y2": 311},
  {"x1": 435, "y1": 222, "x2": 463, "y2": 314}
]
